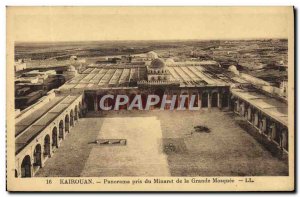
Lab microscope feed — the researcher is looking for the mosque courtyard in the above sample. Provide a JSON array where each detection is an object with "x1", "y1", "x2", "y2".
[{"x1": 35, "y1": 110, "x2": 288, "y2": 177}]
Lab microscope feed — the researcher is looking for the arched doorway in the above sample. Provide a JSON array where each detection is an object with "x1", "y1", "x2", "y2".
[
  {"x1": 202, "y1": 92, "x2": 208, "y2": 108},
  {"x1": 107, "y1": 94, "x2": 115, "y2": 110},
  {"x1": 180, "y1": 92, "x2": 189, "y2": 109},
  {"x1": 21, "y1": 155, "x2": 31, "y2": 178},
  {"x1": 141, "y1": 93, "x2": 147, "y2": 109},
  {"x1": 74, "y1": 106, "x2": 78, "y2": 121},
  {"x1": 52, "y1": 127, "x2": 58, "y2": 148},
  {"x1": 211, "y1": 92, "x2": 218, "y2": 107},
  {"x1": 44, "y1": 135, "x2": 51, "y2": 158},
  {"x1": 59, "y1": 120, "x2": 64, "y2": 140},
  {"x1": 85, "y1": 94, "x2": 94, "y2": 111},
  {"x1": 191, "y1": 93, "x2": 199, "y2": 108},
  {"x1": 154, "y1": 88, "x2": 164, "y2": 108},
  {"x1": 222, "y1": 92, "x2": 229, "y2": 107},
  {"x1": 129, "y1": 93, "x2": 137, "y2": 110},
  {"x1": 70, "y1": 110, "x2": 74, "y2": 127},
  {"x1": 33, "y1": 144, "x2": 42, "y2": 168},
  {"x1": 65, "y1": 115, "x2": 70, "y2": 132},
  {"x1": 117, "y1": 94, "x2": 128, "y2": 110}
]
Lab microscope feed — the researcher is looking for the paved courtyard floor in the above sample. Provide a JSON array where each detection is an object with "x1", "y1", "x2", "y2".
[{"x1": 36, "y1": 110, "x2": 288, "y2": 177}]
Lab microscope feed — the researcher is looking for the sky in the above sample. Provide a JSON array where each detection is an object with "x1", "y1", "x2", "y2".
[{"x1": 7, "y1": 7, "x2": 292, "y2": 42}]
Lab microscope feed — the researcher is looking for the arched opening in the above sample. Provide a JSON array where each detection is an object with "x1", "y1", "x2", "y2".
[
  {"x1": 118, "y1": 94, "x2": 128, "y2": 110},
  {"x1": 70, "y1": 110, "x2": 74, "y2": 127},
  {"x1": 59, "y1": 120, "x2": 64, "y2": 140},
  {"x1": 129, "y1": 93, "x2": 137, "y2": 110},
  {"x1": 154, "y1": 88, "x2": 164, "y2": 108},
  {"x1": 281, "y1": 129, "x2": 288, "y2": 151},
  {"x1": 180, "y1": 93, "x2": 189, "y2": 109},
  {"x1": 15, "y1": 169, "x2": 18, "y2": 178},
  {"x1": 222, "y1": 92, "x2": 229, "y2": 107},
  {"x1": 43, "y1": 135, "x2": 51, "y2": 158},
  {"x1": 21, "y1": 155, "x2": 31, "y2": 178},
  {"x1": 141, "y1": 93, "x2": 147, "y2": 109},
  {"x1": 191, "y1": 93, "x2": 198, "y2": 108},
  {"x1": 33, "y1": 144, "x2": 42, "y2": 168},
  {"x1": 211, "y1": 92, "x2": 218, "y2": 107},
  {"x1": 202, "y1": 92, "x2": 208, "y2": 108},
  {"x1": 265, "y1": 117, "x2": 271, "y2": 135},
  {"x1": 247, "y1": 107, "x2": 252, "y2": 121},
  {"x1": 164, "y1": 94, "x2": 172, "y2": 110},
  {"x1": 74, "y1": 106, "x2": 78, "y2": 121},
  {"x1": 107, "y1": 94, "x2": 115, "y2": 110},
  {"x1": 65, "y1": 114, "x2": 70, "y2": 132},
  {"x1": 85, "y1": 94, "x2": 94, "y2": 111},
  {"x1": 52, "y1": 127, "x2": 58, "y2": 148}
]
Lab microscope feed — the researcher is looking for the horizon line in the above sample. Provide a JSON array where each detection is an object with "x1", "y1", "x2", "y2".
[{"x1": 15, "y1": 37, "x2": 288, "y2": 44}]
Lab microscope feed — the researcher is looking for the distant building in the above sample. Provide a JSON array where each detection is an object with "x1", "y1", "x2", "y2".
[
  {"x1": 63, "y1": 65, "x2": 78, "y2": 81},
  {"x1": 228, "y1": 65, "x2": 239, "y2": 75},
  {"x1": 121, "y1": 55, "x2": 132, "y2": 63},
  {"x1": 147, "y1": 51, "x2": 158, "y2": 60},
  {"x1": 15, "y1": 69, "x2": 65, "y2": 109},
  {"x1": 15, "y1": 59, "x2": 27, "y2": 71},
  {"x1": 70, "y1": 56, "x2": 78, "y2": 61},
  {"x1": 14, "y1": 51, "x2": 289, "y2": 178}
]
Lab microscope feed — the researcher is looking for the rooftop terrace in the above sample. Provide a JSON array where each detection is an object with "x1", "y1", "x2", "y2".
[
  {"x1": 15, "y1": 95, "x2": 81, "y2": 154},
  {"x1": 231, "y1": 88, "x2": 288, "y2": 126}
]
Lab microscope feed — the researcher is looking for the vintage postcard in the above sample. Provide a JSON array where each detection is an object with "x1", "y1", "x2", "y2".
[{"x1": 6, "y1": 6, "x2": 294, "y2": 191}]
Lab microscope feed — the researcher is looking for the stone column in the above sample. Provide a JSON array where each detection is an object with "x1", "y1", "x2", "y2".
[
  {"x1": 94, "y1": 94, "x2": 98, "y2": 112},
  {"x1": 254, "y1": 112, "x2": 259, "y2": 127},
  {"x1": 30, "y1": 159, "x2": 34, "y2": 177},
  {"x1": 281, "y1": 129, "x2": 288, "y2": 150},
  {"x1": 198, "y1": 93, "x2": 201, "y2": 108},
  {"x1": 241, "y1": 103, "x2": 245, "y2": 116},
  {"x1": 247, "y1": 107, "x2": 251, "y2": 121},
  {"x1": 40, "y1": 145, "x2": 45, "y2": 168},
  {"x1": 217, "y1": 92, "x2": 221, "y2": 108},
  {"x1": 208, "y1": 92, "x2": 211, "y2": 108},
  {"x1": 187, "y1": 93, "x2": 190, "y2": 109},
  {"x1": 262, "y1": 117, "x2": 267, "y2": 133}
]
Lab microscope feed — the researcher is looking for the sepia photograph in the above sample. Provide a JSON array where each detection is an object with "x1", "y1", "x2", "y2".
[{"x1": 6, "y1": 6, "x2": 294, "y2": 191}]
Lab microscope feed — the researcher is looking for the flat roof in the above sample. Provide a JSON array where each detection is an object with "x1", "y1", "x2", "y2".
[
  {"x1": 15, "y1": 96, "x2": 65, "y2": 137},
  {"x1": 15, "y1": 95, "x2": 80, "y2": 154},
  {"x1": 60, "y1": 63, "x2": 229, "y2": 91},
  {"x1": 231, "y1": 88, "x2": 288, "y2": 126}
]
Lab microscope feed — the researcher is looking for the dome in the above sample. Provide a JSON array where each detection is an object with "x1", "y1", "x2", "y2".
[{"x1": 149, "y1": 58, "x2": 166, "y2": 69}]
